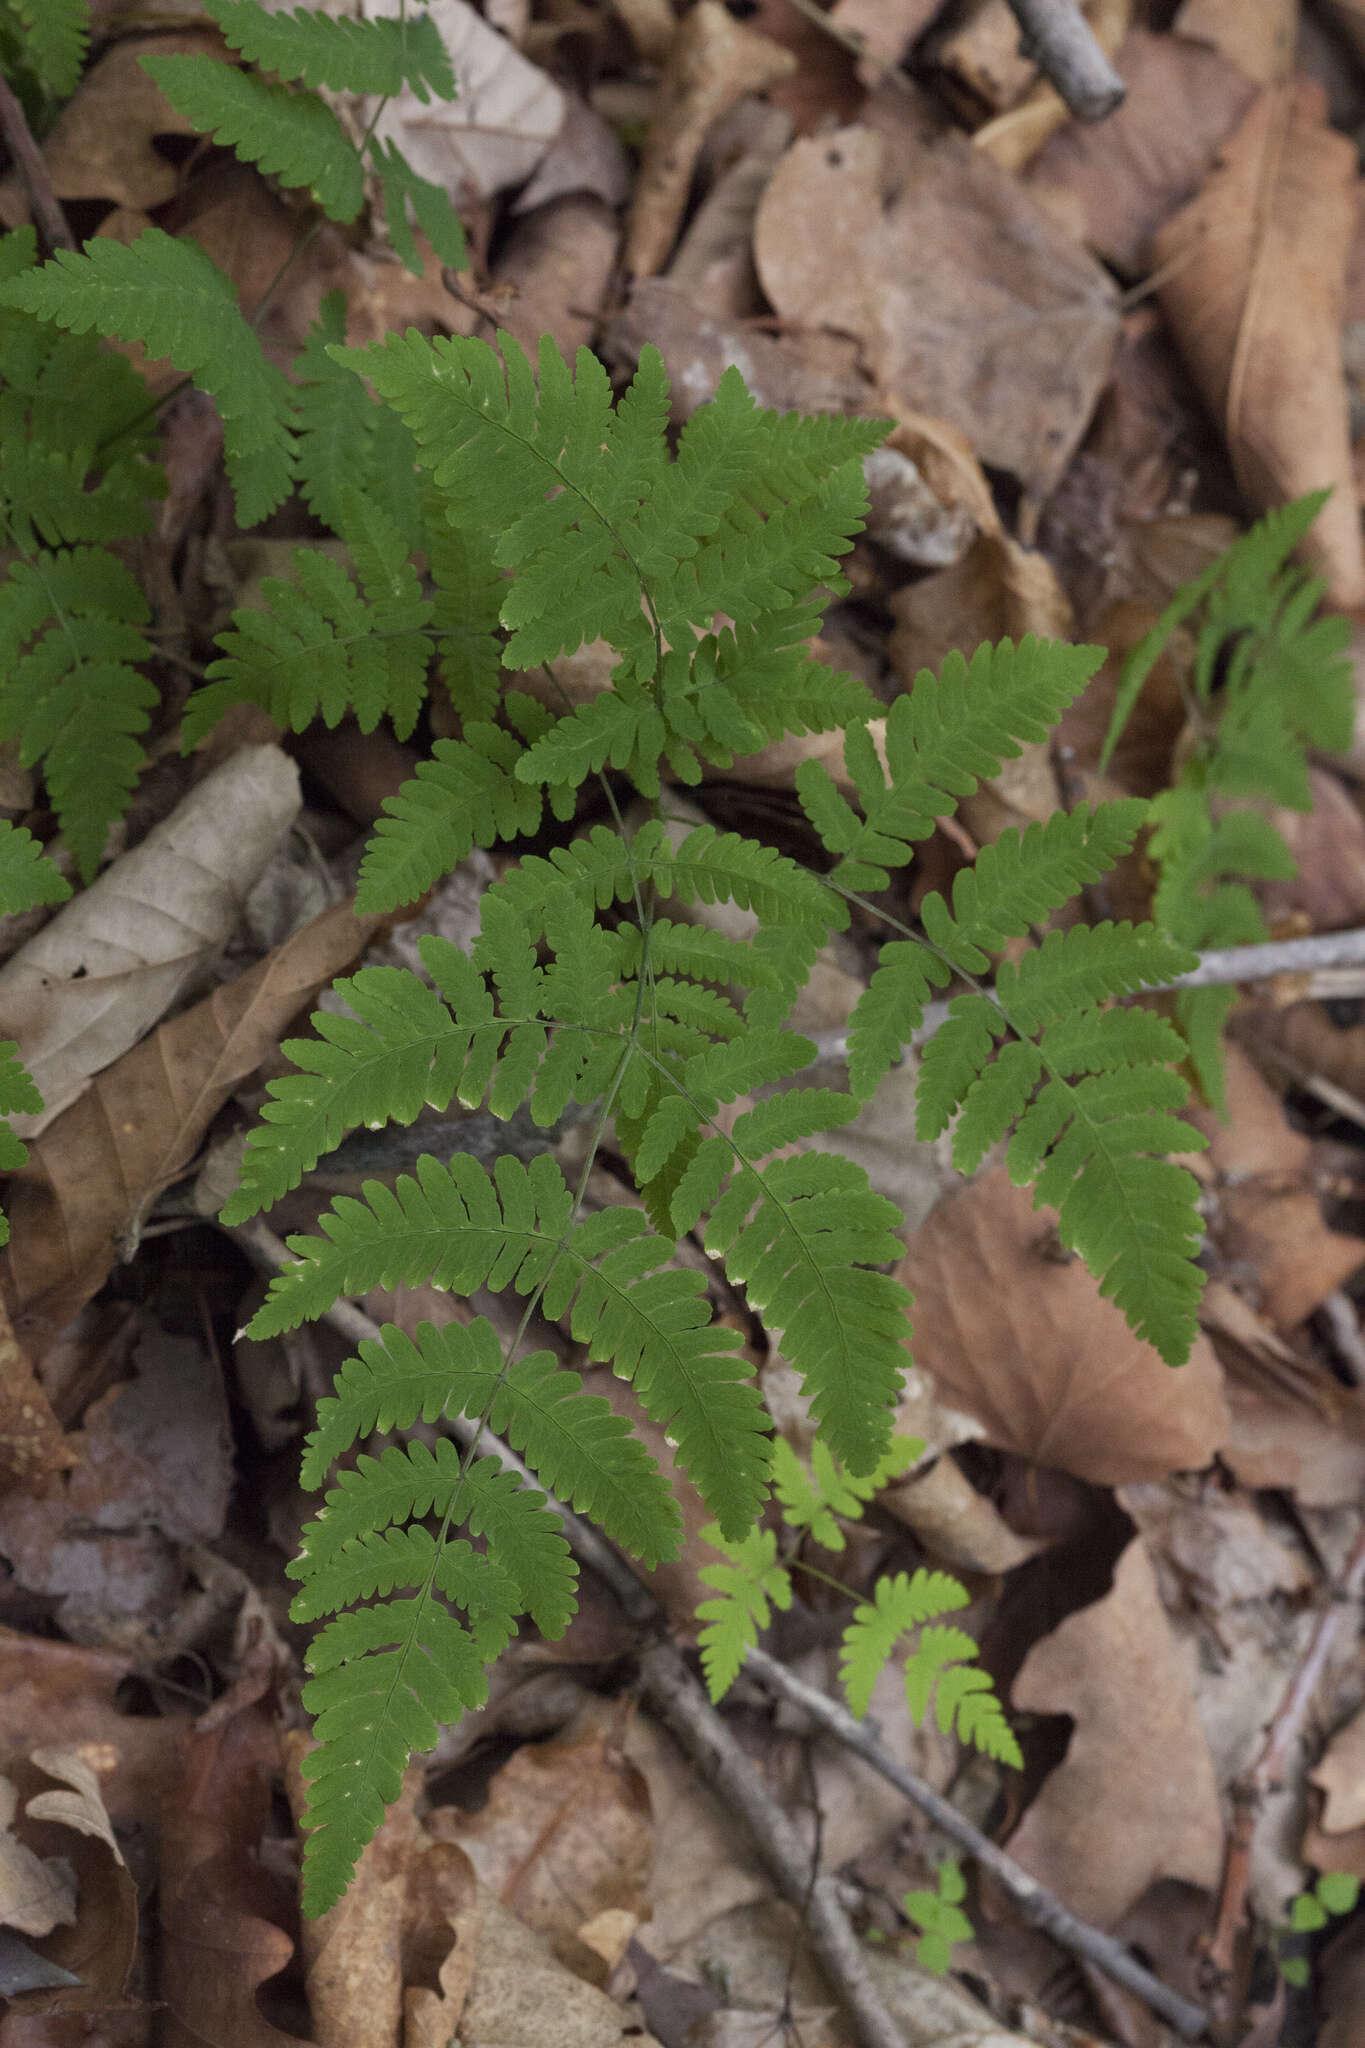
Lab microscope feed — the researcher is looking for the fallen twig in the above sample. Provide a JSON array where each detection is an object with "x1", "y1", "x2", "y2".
[
  {"x1": 743, "y1": 1646, "x2": 1209, "y2": 2040},
  {"x1": 1003, "y1": 0, "x2": 1125, "y2": 120},
  {"x1": 0, "y1": 72, "x2": 73, "y2": 254},
  {"x1": 807, "y1": 924, "x2": 1365, "y2": 1069},
  {"x1": 1206, "y1": 1518, "x2": 1365, "y2": 1987},
  {"x1": 227, "y1": 1216, "x2": 1214, "y2": 2045}
]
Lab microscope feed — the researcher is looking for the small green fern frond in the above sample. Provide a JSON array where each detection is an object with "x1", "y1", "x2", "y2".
[
  {"x1": 244, "y1": 1151, "x2": 769, "y2": 1533},
  {"x1": 770, "y1": 1433, "x2": 922, "y2": 1553},
  {"x1": 303, "y1": 1317, "x2": 682, "y2": 1565},
  {"x1": 992, "y1": 920, "x2": 1197, "y2": 1036},
  {"x1": 184, "y1": 528, "x2": 433, "y2": 745},
  {"x1": 287, "y1": 1527, "x2": 517, "y2": 1645},
  {"x1": 839, "y1": 1568, "x2": 970, "y2": 1717},
  {"x1": 205, "y1": 0, "x2": 455, "y2": 99},
  {"x1": 0, "y1": 0, "x2": 87, "y2": 96},
  {"x1": 798, "y1": 638, "x2": 1104, "y2": 892},
  {"x1": 292, "y1": 293, "x2": 423, "y2": 543},
  {"x1": 696, "y1": 1522, "x2": 793, "y2": 1701},
  {"x1": 0, "y1": 547, "x2": 157, "y2": 879},
  {"x1": 927, "y1": 801, "x2": 1147, "y2": 970},
  {"x1": 904, "y1": 1624, "x2": 1022, "y2": 1766},
  {"x1": 846, "y1": 942, "x2": 952, "y2": 1101},
  {"x1": 0, "y1": 229, "x2": 294, "y2": 522},
  {"x1": 425, "y1": 523, "x2": 504, "y2": 719},
  {"x1": 140, "y1": 55, "x2": 364, "y2": 222}
]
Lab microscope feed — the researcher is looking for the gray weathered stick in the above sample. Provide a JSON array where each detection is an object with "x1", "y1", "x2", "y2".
[{"x1": 1004, "y1": 0, "x2": 1125, "y2": 119}]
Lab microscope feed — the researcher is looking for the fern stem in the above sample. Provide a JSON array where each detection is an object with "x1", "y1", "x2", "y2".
[{"x1": 743, "y1": 1646, "x2": 1210, "y2": 2040}]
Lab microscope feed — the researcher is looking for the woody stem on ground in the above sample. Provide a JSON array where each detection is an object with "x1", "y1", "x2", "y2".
[
  {"x1": 229, "y1": 1215, "x2": 1212, "y2": 2047},
  {"x1": 1004, "y1": 0, "x2": 1125, "y2": 119},
  {"x1": 1205, "y1": 1518, "x2": 1365, "y2": 1989},
  {"x1": 0, "y1": 71, "x2": 72, "y2": 254}
]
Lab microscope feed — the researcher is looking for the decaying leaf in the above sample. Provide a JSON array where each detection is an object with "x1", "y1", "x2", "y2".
[
  {"x1": 898, "y1": 1170, "x2": 1229, "y2": 1485},
  {"x1": 1007, "y1": 1535, "x2": 1225, "y2": 1925},
  {"x1": 0, "y1": 746, "x2": 301, "y2": 1140},
  {"x1": 1, "y1": 898, "x2": 382, "y2": 1363},
  {"x1": 1151, "y1": 80, "x2": 1365, "y2": 607},
  {"x1": 753, "y1": 121, "x2": 1119, "y2": 496}
]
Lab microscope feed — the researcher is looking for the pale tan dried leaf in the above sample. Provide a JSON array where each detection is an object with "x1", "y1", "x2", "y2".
[
  {"x1": 432, "y1": 1701, "x2": 652, "y2": 1986},
  {"x1": 0, "y1": 746, "x2": 301, "y2": 1139},
  {"x1": 1007, "y1": 1535, "x2": 1225, "y2": 1925},
  {"x1": 1, "y1": 899, "x2": 382, "y2": 1363},
  {"x1": 1176, "y1": 0, "x2": 1298, "y2": 84},
  {"x1": 26, "y1": 1746, "x2": 124, "y2": 1863},
  {"x1": 1312, "y1": 1705, "x2": 1365, "y2": 1833},
  {"x1": 0, "y1": 1774, "x2": 76, "y2": 1937},
  {"x1": 898, "y1": 1170, "x2": 1229, "y2": 1485},
  {"x1": 626, "y1": 1, "x2": 795, "y2": 277},
  {"x1": 1151, "y1": 80, "x2": 1364, "y2": 607},
  {"x1": 1023, "y1": 30, "x2": 1258, "y2": 272},
  {"x1": 754, "y1": 123, "x2": 1118, "y2": 496}
]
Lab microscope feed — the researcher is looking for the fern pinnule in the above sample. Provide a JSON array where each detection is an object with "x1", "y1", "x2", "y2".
[
  {"x1": 904, "y1": 1625, "x2": 1022, "y2": 1766},
  {"x1": 797, "y1": 638, "x2": 1105, "y2": 894},
  {"x1": 204, "y1": 0, "x2": 456, "y2": 100},
  {"x1": 697, "y1": 1522, "x2": 793, "y2": 1701},
  {"x1": 839, "y1": 1569, "x2": 971, "y2": 1717}
]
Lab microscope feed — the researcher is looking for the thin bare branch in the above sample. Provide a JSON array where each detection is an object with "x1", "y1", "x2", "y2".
[
  {"x1": 0, "y1": 72, "x2": 73, "y2": 254},
  {"x1": 1004, "y1": 0, "x2": 1125, "y2": 120}
]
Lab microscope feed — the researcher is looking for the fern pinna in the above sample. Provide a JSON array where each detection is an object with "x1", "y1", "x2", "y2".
[{"x1": 163, "y1": 321, "x2": 1208, "y2": 1912}]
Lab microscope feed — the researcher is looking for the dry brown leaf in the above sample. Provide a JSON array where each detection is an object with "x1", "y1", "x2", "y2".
[
  {"x1": 0, "y1": 1294, "x2": 73, "y2": 1497},
  {"x1": 1175, "y1": 0, "x2": 1298, "y2": 84},
  {"x1": 1190, "y1": 1044, "x2": 1365, "y2": 1329},
  {"x1": 754, "y1": 123, "x2": 1119, "y2": 497},
  {"x1": 0, "y1": 1633, "x2": 188, "y2": 1838},
  {"x1": 432, "y1": 1701, "x2": 652, "y2": 1985},
  {"x1": 606, "y1": 280, "x2": 867, "y2": 424},
  {"x1": 625, "y1": 1, "x2": 796, "y2": 277},
  {"x1": 897, "y1": 1169, "x2": 1229, "y2": 1485},
  {"x1": 1, "y1": 1746, "x2": 140, "y2": 2023},
  {"x1": 490, "y1": 195, "x2": 620, "y2": 359},
  {"x1": 1151, "y1": 80, "x2": 1365, "y2": 607},
  {"x1": 161, "y1": 1665, "x2": 313, "y2": 2048},
  {"x1": 0, "y1": 1775, "x2": 75, "y2": 1937},
  {"x1": 281, "y1": 1739, "x2": 419, "y2": 2048},
  {"x1": 1007, "y1": 1535, "x2": 1225, "y2": 1925},
  {"x1": 826, "y1": 0, "x2": 940, "y2": 77},
  {"x1": 1024, "y1": 30, "x2": 1258, "y2": 273},
  {"x1": 0, "y1": 747, "x2": 301, "y2": 1140},
  {"x1": 0, "y1": 899, "x2": 382, "y2": 1363},
  {"x1": 1312, "y1": 1706, "x2": 1365, "y2": 1833}
]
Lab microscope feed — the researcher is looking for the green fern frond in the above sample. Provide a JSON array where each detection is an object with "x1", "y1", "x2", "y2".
[
  {"x1": 904, "y1": 1624, "x2": 1022, "y2": 1766},
  {"x1": 425, "y1": 523, "x2": 504, "y2": 718},
  {"x1": 0, "y1": 0, "x2": 88, "y2": 96},
  {"x1": 245, "y1": 1151, "x2": 770, "y2": 1534},
  {"x1": 0, "y1": 548, "x2": 157, "y2": 880},
  {"x1": 304, "y1": 1317, "x2": 681, "y2": 1565},
  {"x1": 0, "y1": 229, "x2": 294, "y2": 523},
  {"x1": 292, "y1": 292, "x2": 423, "y2": 543},
  {"x1": 798, "y1": 638, "x2": 1104, "y2": 893},
  {"x1": 204, "y1": 0, "x2": 455, "y2": 99},
  {"x1": 696, "y1": 1522, "x2": 793, "y2": 1701},
  {"x1": 140, "y1": 55, "x2": 364, "y2": 222},
  {"x1": 770, "y1": 1433, "x2": 922, "y2": 1552},
  {"x1": 839, "y1": 1568, "x2": 970, "y2": 1717}
]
